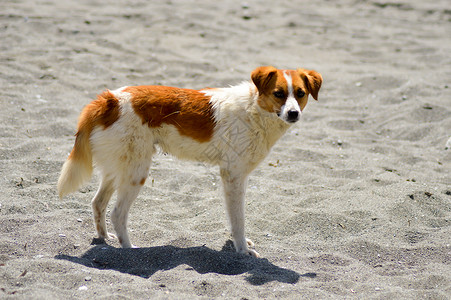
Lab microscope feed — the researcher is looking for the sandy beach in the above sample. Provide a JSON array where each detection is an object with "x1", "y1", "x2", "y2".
[{"x1": 1, "y1": 0, "x2": 450, "y2": 298}]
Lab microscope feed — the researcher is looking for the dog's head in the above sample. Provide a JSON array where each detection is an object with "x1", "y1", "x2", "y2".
[{"x1": 251, "y1": 66, "x2": 322, "y2": 124}]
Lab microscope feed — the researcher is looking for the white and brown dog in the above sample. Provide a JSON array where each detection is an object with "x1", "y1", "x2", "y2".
[{"x1": 58, "y1": 66, "x2": 322, "y2": 257}]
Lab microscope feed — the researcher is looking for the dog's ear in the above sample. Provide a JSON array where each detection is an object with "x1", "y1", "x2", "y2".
[
  {"x1": 251, "y1": 66, "x2": 278, "y2": 95},
  {"x1": 297, "y1": 68, "x2": 322, "y2": 100}
]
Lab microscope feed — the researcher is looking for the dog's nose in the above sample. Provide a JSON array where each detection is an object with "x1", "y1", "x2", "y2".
[{"x1": 287, "y1": 110, "x2": 299, "y2": 122}]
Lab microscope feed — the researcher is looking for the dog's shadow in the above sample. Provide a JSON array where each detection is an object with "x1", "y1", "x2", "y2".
[{"x1": 56, "y1": 240, "x2": 315, "y2": 285}]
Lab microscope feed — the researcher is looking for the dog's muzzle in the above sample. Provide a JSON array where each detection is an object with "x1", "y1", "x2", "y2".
[{"x1": 286, "y1": 110, "x2": 300, "y2": 123}]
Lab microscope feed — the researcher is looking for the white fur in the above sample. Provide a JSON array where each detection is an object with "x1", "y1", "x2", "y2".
[
  {"x1": 60, "y1": 80, "x2": 296, "y2": 257},
  {"x1": 281, "y1": 72, "x2": 301, "y2": 123}
]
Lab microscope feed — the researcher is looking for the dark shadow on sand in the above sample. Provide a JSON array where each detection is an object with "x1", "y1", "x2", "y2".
[{"x1": 56, "y1": 240, "x2": 315, "y2": 285}]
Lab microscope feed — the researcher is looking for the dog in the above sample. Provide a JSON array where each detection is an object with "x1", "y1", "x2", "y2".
[{"x1": 57, "y1": 66, "x2": 322, "y2": 257}]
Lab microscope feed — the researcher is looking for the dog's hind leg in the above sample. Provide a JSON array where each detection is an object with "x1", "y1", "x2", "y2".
[
  {"x1": 92, "y1": 176, "x2": 115, "y2": 241},
  {"x1": 111, "y1": 161, "x2": 151, "y2": 248}
]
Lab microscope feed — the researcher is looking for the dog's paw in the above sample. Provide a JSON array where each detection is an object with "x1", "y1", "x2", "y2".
[
  {"x1": 235, "y1": 239, "x2": 259, "y2": 257},
  {"x1": 243, "y1": 248, "x2": 260, "y2": 258}
]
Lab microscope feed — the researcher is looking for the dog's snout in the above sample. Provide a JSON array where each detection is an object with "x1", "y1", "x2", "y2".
[{"x1": 287, "y1": 110, "x2": 299, "y2": 122}]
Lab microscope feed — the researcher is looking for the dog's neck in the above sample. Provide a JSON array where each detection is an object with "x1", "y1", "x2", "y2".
[
  {"x1": 204, "y1": 81, "x2": 292, "y2": 151},
  {"x1": 244, "y1": 83, "x2": 292, "y2": 150},
  {"x1": 252, "y1": 104, "x2": 292, "y2": 149}
]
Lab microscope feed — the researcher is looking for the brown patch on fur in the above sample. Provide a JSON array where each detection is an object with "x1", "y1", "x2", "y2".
[
  {"x1": 124, "y1": 86, "x2": 215, "y2": 142},
  {"x1": 68, "y1": 91, "x2": 120, "y2": 166},
  {"x1": 131, "y1": 177, "x2": 146, "y2": 186},
  {"x1": 297, "y1": 68, "x2": 322, "y2": 100},
  {"x1": 251, "y1": 66, "x2": 284, "y2": 113},
  {"x1": 77, "y1": 90, "x2": 120, "y2": 135},
  {"x1": 251, "y1": 66, "x2": 278, "y2": 96}
]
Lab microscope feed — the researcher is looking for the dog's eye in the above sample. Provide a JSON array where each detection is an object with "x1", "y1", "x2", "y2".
[
  {"x1": 296, "y1": 89, "x2": 305, "y2": 98},
  {"x1": 273, "y1": 90, "x2": 285, "y2": 98}
]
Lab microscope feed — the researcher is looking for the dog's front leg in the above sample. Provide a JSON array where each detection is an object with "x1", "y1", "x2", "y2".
[{"x1": 220, "y1": 168, "x2": 260, "y2": 257}]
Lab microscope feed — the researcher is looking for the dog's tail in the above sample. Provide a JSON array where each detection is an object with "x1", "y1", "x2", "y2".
[
  {"x1": 57, "y1": 122, "x2": 94, "y2": 199},
  {"x1": 57, "y1": 90, "x2": 120, "y2": 199}
]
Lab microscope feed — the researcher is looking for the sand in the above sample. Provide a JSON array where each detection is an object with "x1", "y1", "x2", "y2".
[{"x1": 1, "y1": 0, "x2": 450, "y2": 298}]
